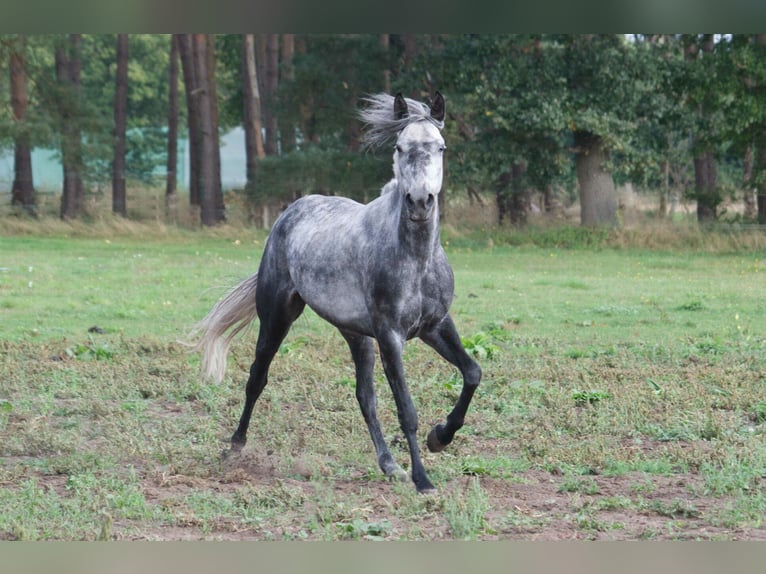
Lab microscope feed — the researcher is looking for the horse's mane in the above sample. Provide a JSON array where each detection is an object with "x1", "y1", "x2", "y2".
[{"x1": 357, "y1": 93, "x2": 444, "y2": 150}]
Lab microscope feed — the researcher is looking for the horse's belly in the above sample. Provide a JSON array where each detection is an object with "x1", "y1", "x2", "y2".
[{"x1": 296, "y1": 278, "x2": 373, "y2": 335}]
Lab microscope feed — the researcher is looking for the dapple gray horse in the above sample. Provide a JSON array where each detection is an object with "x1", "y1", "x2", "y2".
[{"x1": 191, "y1": 92, "x2": 481, "y2": 493}]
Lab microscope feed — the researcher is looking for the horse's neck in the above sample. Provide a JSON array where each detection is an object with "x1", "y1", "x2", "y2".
[{"x1": 383, "y1": 181, "x2": 440, "y2": 263}]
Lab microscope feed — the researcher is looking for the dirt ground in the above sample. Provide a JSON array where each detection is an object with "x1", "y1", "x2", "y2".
[{"x1": 10, "y1": 441, "x2": 757, "y2": 542}]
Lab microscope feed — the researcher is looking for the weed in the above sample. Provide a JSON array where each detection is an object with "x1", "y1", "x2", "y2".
[
  {"x1": 64, "y1": 335, "x2": 116, "y2": 361},
  {"x1": 335, "y1": 519, "x2": 392, "y2": 540},
  {"x1": 443, "y1": 478, "x2": 490, "y2": 540},
  {"x1": 677, "y1": 300, "x2": 704, "y2": 312},
  {"x1": 558, "y1": 476, "x2": 601, "y2": 495},
  {"x1": 647, "y1": 499, "x2": 701, "y2": 519},
  {"x1": 461, "y1": 332, "x2": 500, "y2": 360},
  {"x1": 571, "y1": 390, "x2": 611, "y2": 406}
]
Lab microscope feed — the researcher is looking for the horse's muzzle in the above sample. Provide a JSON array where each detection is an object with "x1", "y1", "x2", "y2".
[{"x1": 405, "y1": 192, "x2": 435, "y2": 222}]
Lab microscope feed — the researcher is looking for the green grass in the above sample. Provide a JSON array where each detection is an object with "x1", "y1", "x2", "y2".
[{"x1": 1, "y1": 227, "x2": 766, "y2": 539}]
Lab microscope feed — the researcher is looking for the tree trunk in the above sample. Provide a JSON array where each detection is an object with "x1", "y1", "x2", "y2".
[
  {"x1": 166, "y1": 34, "x2": 179, "y2": 218},
  {"x1": 205, "y1": 35, "x2": 225, "y2": 223},
  {"x1": 693, "y1": 151, "x2": 718, "y2": 223},
  {"x1": 508, "y1": 161, "x2": 529, "y2": 226},
  {"x1": 495, "y1": 170, "x2": 511, "y2": 225},
  {"x1": 243, "y1": 34, "x2": 267, "y2": 227},
  {"x1": 263, "y1": 34, "x2": 280, "y2": 155},
  {"x1": 757, "y1": 144, "x2": 766, "y2": 225},
  {"x1": 57, "y1": 34, "x2": 85, "y2": 221},
  {"x1": 177, "y1": 34, "x2": 200, "y2": 207},
  {"x1": 755, "y1": 34, "x2": 766, "y2": 225},
  {"x1": 112, "y1": 33, "x2": 129, "y2": 217},
  {"x1": 280, "y1": 34, "x2": 296, "y2": 153},
  {"x1": 743, "y1": 145, "x2": 756, "y2": 220},
  {"x1": 658, "y1": 159, "x2": 669, "y2": 218},
  {"x1": 293, "y1": 37, "x2": 319, "y2": 145},
  {"x1": 380, "y1": 34, "x2": 391, "y2": 93},
  {"x1": 574, "y1": 131, "x2": 619, "y2": 227},
  {"x1": 688, "y1": 34, "x2": 719, "y2": 224},
  {"x1": 191, "y1": 34, "x2": 219, "y2": 226},
  {"x1": 9, "y1": 35, "x2": 36, "y2": 216}
]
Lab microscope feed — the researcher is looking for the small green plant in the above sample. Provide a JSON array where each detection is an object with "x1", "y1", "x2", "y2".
[
  {"x1": 461, "y1": 332, "x2": 500, "y2": 360},
  {"x1": 751, "y1": 401, "x2": 766, "y2": 424},
  {"x1": 677, "y1": 300, "x2": 704, "y2": 312},
  {"x1": 648, "y1": 498, "x2": 700, "y2": 519},
  {"x1": 335, "y1": 518, "x2": 392, "y2": 540},
  {"x1": 65, "y1": 336, "x2": 115, "y2": 361},
  {"x1": 571, "y1": 390, "x2": 611, "y2": 406},
  {"x1": 558, "y1": 476, "x2": 601, "y2": 495}
]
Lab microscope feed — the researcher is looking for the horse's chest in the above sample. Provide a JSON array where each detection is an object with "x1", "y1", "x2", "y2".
[{"x1": 373, "y1": 267, "x2": 450, "y2": 335}]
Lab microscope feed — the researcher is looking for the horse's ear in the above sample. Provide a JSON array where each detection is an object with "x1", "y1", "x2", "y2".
[
  {"x1": 394, "y1": 93, "x2": 409, "y2": 120},
  {"x1": 430, "y1": 91, "x2": 445, "y2": 123}
]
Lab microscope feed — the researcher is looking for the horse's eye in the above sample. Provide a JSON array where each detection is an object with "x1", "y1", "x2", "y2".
[
  {"x1": 395, "y1": 145, "x2": 402, "y2": 153},
  {"x1": 439, "y1": 145, "x2": 446, "y2": 153}
]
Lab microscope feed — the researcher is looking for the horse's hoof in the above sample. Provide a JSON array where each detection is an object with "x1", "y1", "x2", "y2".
[
  {"x1": 427, "y1": 426, "x2": 447, "y2": 453},
  {"x1": 389, "y1": 467, "x2": 409, "y2": 483},
  {"x1": 416, "y1": 480, "x2": 438, "y2": 495}
]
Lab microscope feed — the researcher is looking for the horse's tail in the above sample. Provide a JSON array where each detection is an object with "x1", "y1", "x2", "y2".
[{"x1": 187, "y1": 273, "x2": 259, "y2": 383}]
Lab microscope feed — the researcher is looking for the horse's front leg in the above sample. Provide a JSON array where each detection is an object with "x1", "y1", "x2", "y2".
[
  {"x1": 376, "y1": 329, "x2": 436, "y2": 493},
  {"x1": 340, "y1": 329, "x2": 407, "y2": 483},
  {"x1": 420, "y1": 314, "x2": 482, "y2": 452}
]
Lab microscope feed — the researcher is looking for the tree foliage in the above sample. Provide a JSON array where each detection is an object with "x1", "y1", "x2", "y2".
[{"x1": 2, "y1": 34, "x2": 766, "y2": 225}]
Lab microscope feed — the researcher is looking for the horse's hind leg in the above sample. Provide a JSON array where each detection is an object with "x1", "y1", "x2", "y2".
[
  {"x1": 231, "y1": 291, "x2": 305, "y2": 450},
  {"x1": 341, "y1": 330, "x2": 407, "y2": 483},
  {"x1": 420, "y1": 314, "x2": 482, "y2": 453}
]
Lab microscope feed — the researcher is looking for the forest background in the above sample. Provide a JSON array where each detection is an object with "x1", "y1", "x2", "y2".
[{"x1": 1, "y1": 34, "x2": 766, "y2": 230}]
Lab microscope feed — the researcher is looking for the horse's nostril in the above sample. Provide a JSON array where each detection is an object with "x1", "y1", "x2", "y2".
[
  {"x1": 426, "y1": 194, "x2": 435, "y2": 208},
  {"x1": 405, "y1": 193, "x2": 415, "y2": 207}
]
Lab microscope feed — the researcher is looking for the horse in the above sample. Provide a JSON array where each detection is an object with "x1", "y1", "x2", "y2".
[{"x1": 190, "y1": 91, "x2": 482, "y2": 493}]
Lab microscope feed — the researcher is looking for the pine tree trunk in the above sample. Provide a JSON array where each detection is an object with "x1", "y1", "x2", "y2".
[
  {"x1": 262, "y1": 34, "x2": 280, "y2": 155},
  {"x1": 177, "y1": 34, "x2": 201, "y2": 207},
  {"x1": 166, "y1": 35, "x2": 179, "y2": 218},
  {"x1": 9, "y1": 35, "x2": 36, "y2": 216},
  {"x1": 755, "y1": 34, "x2": 766, "y2": 225},
  {"x1": 57, "y1": 34, "x2": 85, "y2": 221},
  {"x1": 243, "y1": 34, "x2": 267, "y2": 227},
  {"x1": 205, "y1": 35, "x2": 225, "y2": 223},
  {"x1": 574, "y1": 131, "x2": 619, "y2": 227},
  {"x1": 280, "y1": 34, "x2": 296, "y2": 153},
  {"x1": 191, "y1": 34, "x2": 217, "y2": 226},
  {"x1": 380, "y1": 34, "x2": 391, "y2": 93},
  {"x1": 112, "y1": 34, "x2": 129, "y2": 217}
]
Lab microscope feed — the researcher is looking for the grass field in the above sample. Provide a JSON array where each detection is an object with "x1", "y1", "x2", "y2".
[{"x1": 1, "y1": 223, "x2": 765, "y2": 540}]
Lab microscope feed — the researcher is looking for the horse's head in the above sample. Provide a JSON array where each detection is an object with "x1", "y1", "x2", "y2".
[{"x1": 392, "y1": 92, "x2": 446, "y2": 222}]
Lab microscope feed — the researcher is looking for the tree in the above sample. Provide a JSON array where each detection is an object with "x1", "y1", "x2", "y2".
[
  {"x1": 8, "y1": 34, "x2": 36, "y2": 216},
  {"x1": 56, "y1": 34, "x2": 86, "y2": 220},
  {"x1": 166, "y1": 34, "x2": 179, "y2": 215},
  {"x1": 280, "y1": 34, "x2": 296, "y2": 153},
  {"x1": 262, "y1": 34, "x2": 280, "y2": 155},
  {"x1": 185, "y1": 34, "x2": 224, "y2": 226},
  {"x1": 112, "y1": 33, "x2": 128, "y2": 217},
  {"x1": 684, "y1": 34, "x2": 720, "y2": 223},
  {"x1": 755, "y1": 34, "x2": 766, "y2": 224},
  {"x1": 242, "y1": 34, "x2": 267, "y2": 226},
  {"x1": 176, "y1": 34, "x2": 199, "y2": 209}
]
